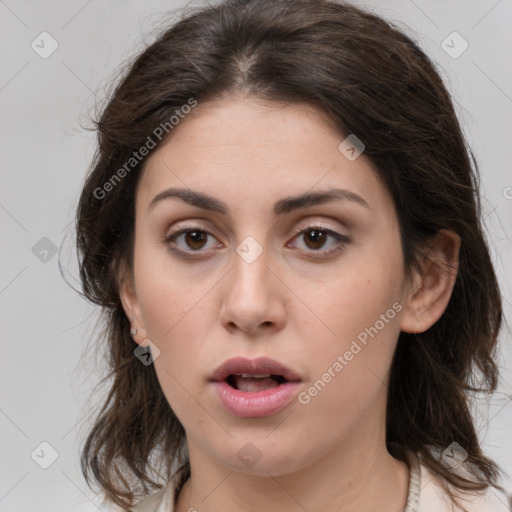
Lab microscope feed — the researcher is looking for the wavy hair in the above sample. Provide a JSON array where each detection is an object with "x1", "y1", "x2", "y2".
[{"x1": 75, "y1": 0, "x2": 505, "y2": 509}]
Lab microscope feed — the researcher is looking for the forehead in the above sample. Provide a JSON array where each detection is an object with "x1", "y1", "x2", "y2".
[
  {"x1": 146, "y1": 98, "x2": 343, "y2": 167},
  {"x1": 137, "y1": 97, "x2": 392, "y2": 217}
]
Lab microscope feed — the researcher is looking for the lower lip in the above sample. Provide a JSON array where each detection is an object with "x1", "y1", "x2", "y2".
[{"x1": 211, "y1": 381, "x2": 301, "y2": 418}]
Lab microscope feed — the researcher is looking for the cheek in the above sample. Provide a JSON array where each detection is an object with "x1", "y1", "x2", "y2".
[
  {"x1": 133, "y1": 250, "x2": 219, "y2": 385},
  {"x1": 302, "y1": 249, "x2": 403, "y2": 344},
  {"x1": 133, "y1": 261, "x2": 213, "y2": 421},
  {"x1": 294, "y1": 247, "x2": 404, "y2": 404},
  {"x1": 295, "y1": 285, "x2": 402, "y2": 437},
  {"x1": 134, "y1": 241, "x2": 208, "y2": 337}
]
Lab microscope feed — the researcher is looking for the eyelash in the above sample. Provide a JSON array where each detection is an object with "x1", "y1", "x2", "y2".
[{"x1": 164, "y1": 224, "x2": 350, "y2": 259}]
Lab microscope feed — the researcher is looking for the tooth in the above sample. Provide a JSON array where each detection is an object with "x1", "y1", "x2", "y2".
[{"x1": 236, "y1": 377, "x2": 279, "y2": 392}]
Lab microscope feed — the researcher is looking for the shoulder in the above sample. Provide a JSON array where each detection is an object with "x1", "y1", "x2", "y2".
[{"x1": 418, "y1": 458, "x2": 510, "y2": 512}]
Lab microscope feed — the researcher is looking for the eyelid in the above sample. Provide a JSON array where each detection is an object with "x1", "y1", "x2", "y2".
[
  {"x1": 164, "y1": 218, "x2": 345, "y2": 242},
  {"x1": 164, "y1": 223, "x2": 218, "y2": 247},
  {"x1": 164, "y1": 217, "x2": 351, "y2": 257},
  {"x1": 291, "y1": 217, "x2": 347, "y2": 235},
  {"x1": 287, "y1": 223, "x2": 350, "y2": 256}
]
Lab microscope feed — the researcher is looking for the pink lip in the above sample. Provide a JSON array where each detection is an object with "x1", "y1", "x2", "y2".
[
  {"x1": 211, "y1": 380, "x2": 301, "y2": 417},
  {"x1": 209, "y1": 356, "x2": 302, "y2": 418}
]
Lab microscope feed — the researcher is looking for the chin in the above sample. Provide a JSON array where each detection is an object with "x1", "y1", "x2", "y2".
[{"x1": 209, "y1": 434, "x2": 315, "y2": 477}]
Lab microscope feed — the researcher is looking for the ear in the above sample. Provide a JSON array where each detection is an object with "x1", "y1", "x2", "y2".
[
  {"x1": 400, "y1": 229, "x2": 461, "y2": 334},
  {"x1": 118, "y1": 259, "x2": 149, "y2": 347}
]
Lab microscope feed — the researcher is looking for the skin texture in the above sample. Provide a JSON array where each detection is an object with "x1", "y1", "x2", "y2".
[{"x1": 119, "y1": 97, "x2": 460, "y2": 512}]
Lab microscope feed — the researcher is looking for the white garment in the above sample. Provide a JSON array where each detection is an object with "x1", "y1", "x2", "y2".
[{"x1": 127, "y1": 451, "x2": 510, "y2": 512}]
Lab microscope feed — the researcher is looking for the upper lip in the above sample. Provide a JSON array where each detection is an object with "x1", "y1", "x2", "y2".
[{"x1": 210, "y1": 357, "x2": 302, "y2": 382}]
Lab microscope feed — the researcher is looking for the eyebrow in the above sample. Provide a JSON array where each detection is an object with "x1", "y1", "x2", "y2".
[{"x1": 148, "y1": 187, "x2": 371, "y2": 215}]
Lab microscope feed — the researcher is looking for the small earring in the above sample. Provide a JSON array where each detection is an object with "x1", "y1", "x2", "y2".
[{"x1": 130, "y1": 328, "x2": 137, "y2": 336}]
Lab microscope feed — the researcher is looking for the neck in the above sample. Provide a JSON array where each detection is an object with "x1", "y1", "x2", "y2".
[{"x1": 175, "y1": 432, "x2": 410, "y2": 512}]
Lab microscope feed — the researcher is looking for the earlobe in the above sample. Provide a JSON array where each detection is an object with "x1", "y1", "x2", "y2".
[{"x1": 400, "y1": 229, "x2": 461, "y2": 334}]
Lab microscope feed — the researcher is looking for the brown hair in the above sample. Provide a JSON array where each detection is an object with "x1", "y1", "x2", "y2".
[{"x1": 74, "y1": 0, "x2": 506, "y2": 509}]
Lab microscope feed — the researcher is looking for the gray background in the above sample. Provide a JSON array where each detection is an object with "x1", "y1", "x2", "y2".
[{"x1": 1, "y1": 0, "x2": 511, "y2": 511}]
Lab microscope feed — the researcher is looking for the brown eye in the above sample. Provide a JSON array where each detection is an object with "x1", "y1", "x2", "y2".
[
  {"x1": 182, "y1": 230, "x2": 208, "y2": 250},
  {"x1": 289, "y1": 226, "x2": 350, "y2": 256},
  {"x1": 303, "y1": 228, "x2": 328, "y2": 250},
  {"x1": 165, "y1": 228, "x2": 219, "y2": 253}
]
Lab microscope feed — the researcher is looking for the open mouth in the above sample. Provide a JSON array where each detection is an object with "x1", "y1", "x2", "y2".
[
  {"x1": 225, "y1": 373, "x2": 288, "y2": 392},
  {"x1": 211, "y1": 359, "x2": 302, "y2": 417}
]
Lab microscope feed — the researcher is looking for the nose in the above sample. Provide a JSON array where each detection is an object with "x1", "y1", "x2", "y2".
[{"x1": 219, "y1": 239, "x2": 286, "y2": 336}]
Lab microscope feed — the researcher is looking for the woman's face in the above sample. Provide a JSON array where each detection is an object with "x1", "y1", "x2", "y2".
[{"x1": 122, "y1": 97, "x2": 416, "y2": 476}]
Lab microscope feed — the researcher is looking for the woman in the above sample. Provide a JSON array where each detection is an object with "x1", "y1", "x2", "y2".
[{"x1": 75, "y1": 0, "x2": 510, "y2": 510}]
